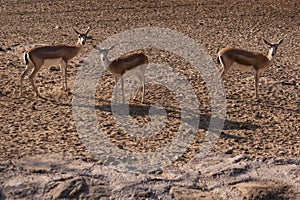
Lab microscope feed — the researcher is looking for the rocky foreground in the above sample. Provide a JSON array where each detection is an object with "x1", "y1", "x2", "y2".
[{"x1": 1, "y1": 153, "x2": 299, "y2": 199}]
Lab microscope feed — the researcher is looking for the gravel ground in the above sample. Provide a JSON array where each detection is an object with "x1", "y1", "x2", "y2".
[{"x1": 0, "y1": 0, "x2": 299, "y2": 199}]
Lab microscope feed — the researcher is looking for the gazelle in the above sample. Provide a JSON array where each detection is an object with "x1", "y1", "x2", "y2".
[
  {"x1": 94, "y1": 45, "x2": 148, "y2": 103},
  {"x1": 20, "y1": 26, "x2": 91, "y2": 98},
  {"x1": 218, "y1": 39, "x2": 283, "y2": 99}
]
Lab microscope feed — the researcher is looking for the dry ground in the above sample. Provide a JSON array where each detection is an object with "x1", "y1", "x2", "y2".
[{"x1": 0, "y1": 0, "x2": 299, "y2": 167}]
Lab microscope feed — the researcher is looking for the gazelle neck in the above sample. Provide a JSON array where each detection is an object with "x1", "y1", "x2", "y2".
[
  {"x1": 72, "y1": 36, "x2": 86, "y2": 55},
  {"x1": 76, "y1": 39, "x2": 83, "y2": 48},
  {"x1": 267, "y1": 46, "x2": 276, "y2": 61},
  {"x1": 71, "y1": 43, "x2": 82, "y2": 58}
]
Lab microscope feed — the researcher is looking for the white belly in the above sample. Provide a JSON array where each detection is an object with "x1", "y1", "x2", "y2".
[
  {"x1": 231, "y1": 62, "x2": 253, "y2": 72},
  {"x1": 123, "y1": 67, "x2": 140, "y2": 77},
  {"x1": 43, "y1": 58, "x2": 64, "y2": 67}
]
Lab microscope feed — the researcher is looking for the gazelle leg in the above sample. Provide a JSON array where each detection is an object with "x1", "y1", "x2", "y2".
[
  {"x1": 134, "y1": 65, "x2": 146, "y2": 103},
  {"x1": 60, "y1": 64, "x2": 64, "y2": 91},
  {"x1": 141, "y1": 66, "x2": 146, "y2": 103},
  {"x1": 254, "y1": 69, "x2": 260, "y2": 99},
  {"x1": 64, "y1": 63, "x2": 68, "y2": 93},
  {"x1": 60, "y1": 60, "x2": 68, "y2": 93},
  {"x1": 114, "y1": 77, "x2": 118, "y2": 103},
  {"x1": 218, "y1": 56, "x2": 233, "y2": 78},
  {"x1": 133, "y1": 87, "x2": 140, "y2": 101},
  {"x1": 121, "y1": 77, "x2": 125, "y2": 103},
  {"x1": 217, "y1": 67, "x2": 224, "y2": 78},
  {"x1": 133, "y1": 73, "x2": 142, "y2": 101},
  {"x1": 20, "y1": 65, "x2": 33, "y2": 96},
  {"x1": 221, "y1": 62, "x2": 232, "y2": 77},
  {"x1": 28, "y1": 67, "x2": 41, "y2": 98},
  {"x1": 217, "y1": 55, "x2": 225, "y2": 78},
  {"x1": 139, "y1": 74, "x2": 145, "y2": 103},
  {"x1": 141, "y1": 77, "x2": 145, "y2": 103}
]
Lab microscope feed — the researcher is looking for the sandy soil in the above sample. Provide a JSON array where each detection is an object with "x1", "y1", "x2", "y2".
[{"x1": 0, "y1": 0, "x2": 299, "y2": 193}]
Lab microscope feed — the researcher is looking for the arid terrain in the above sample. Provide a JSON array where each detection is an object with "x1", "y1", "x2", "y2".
[{"x1": 0, "y1": 0, "x2": 299, "y2": 199}]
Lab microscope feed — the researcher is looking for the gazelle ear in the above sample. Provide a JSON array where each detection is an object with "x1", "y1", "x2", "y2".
[
  {"x1": 278, "y1": 39, "x2": 283, "y2": 45},
  {"x1": 85, "y1": 26, "x2": 91, "y2": 35},
  {"x1": 263, "y1": 39, "x2": 271, "y2": 46},
  {"x1": 73, "y1": 27, "x2": 81, "y2": 35}
]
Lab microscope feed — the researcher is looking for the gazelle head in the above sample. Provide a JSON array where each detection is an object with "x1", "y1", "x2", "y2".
[
  {"x1": 94, "y1": 45, "x2": 115, "y2": 63},
  {"x1": 263, "y1": 38, "x2": 283, "y2": 57},
  {"x1": 73, "y1": 26, "x2": 91, "y2": 45}
]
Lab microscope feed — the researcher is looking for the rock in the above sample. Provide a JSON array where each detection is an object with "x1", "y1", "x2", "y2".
[
  {"x1": 50, "y1": 177, "x2": 88, "y2": 199},
  {"x1": 134, "y1": 190, "x2": 153, "y2": 198},
  {"x1": 0, "y1": 152, "x2": 299, "y2": 199},
  {"x1": 235, "y1": 181, "x2": 296, "y2": 200},
  {"x1": 169, "y1": 187, "x2": 223, "y2": 200}
]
